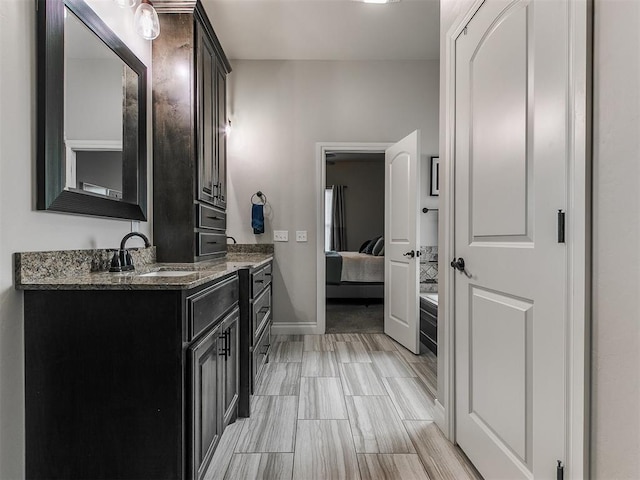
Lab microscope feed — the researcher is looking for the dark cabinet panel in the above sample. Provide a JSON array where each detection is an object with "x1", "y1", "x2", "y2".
[
  {"x1": 153, "y1": 2, "x2": 231, "y2": 262},
  {"x1": 221, "y1": 308, "x2": 239, "y2": 427},
  {"x1": 189, "y1": 322, "x2": 222, "y2": 480}
]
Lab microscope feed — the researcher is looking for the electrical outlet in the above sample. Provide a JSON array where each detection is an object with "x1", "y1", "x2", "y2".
[
  {"x1": 273, "y1": 230, "x2": 289, "y2": 242},
  {"x1": 296, "y1": 231, "x2": 308, "y2": 242}
]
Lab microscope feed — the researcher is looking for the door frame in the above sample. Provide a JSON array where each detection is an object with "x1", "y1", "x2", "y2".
[
  {"x1": 315, "y1": 142, "x2": 391, "y2": 334},
  {"x1": 440, "y1": 1, "x2": 592, "y2": 478}
]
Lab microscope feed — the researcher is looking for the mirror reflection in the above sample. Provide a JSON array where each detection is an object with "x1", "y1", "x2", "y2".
[{"x1": 64, "y1": 7, "x2": 138, "y2": 200}]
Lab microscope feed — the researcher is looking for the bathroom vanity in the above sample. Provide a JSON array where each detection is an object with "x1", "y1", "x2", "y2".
[{"x1": 17, "y1": 249, "x2": 272, "y2": 480}]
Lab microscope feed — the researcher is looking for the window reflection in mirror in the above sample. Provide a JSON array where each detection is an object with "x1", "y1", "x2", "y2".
[{"x1": 63, "y1": 6, "x2": 138, "y2": 201}]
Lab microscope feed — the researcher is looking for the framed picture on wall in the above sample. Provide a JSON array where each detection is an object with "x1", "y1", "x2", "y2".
[{"x1": 430, "y1": 156, "x2": 440, "y2": 196}]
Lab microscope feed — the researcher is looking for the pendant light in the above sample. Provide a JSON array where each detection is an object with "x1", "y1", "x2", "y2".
[{"x1": 134, "y1": 0, "x2": 160, "y2": 40}]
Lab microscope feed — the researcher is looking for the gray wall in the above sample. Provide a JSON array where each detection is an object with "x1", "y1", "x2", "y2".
[
  {"x1": 439, "y1": 0, "x2": 640, "y2": 478},
  {"x1": 225, "y1": 59, "x2": 440, "y2": 329},
  {"x1": 326, "y1": 158, "x2": 384, "y2": 252},
  {"x1": 0, "y1": 1, "x2": 152, "y2": 478}
]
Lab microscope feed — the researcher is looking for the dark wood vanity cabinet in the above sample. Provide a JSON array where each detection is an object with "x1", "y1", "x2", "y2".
[
  {"x1": 24, "y1": 274, "x2": 240, "y2": 480},
  {"x1": 420, "y1": 296, "x2": 438, "y2": 355},
  {"x1": 152, "y1": 1, "x2": 231, "y2": 262}
]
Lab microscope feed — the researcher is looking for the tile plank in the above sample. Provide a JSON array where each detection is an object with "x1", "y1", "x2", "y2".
[
  {"x1": 339, "y1": 363, "x2": 387, "y2": 396},
  {"x1": 271, "y1": 342, "x2": 303, "y2": 362},
  {"x1": 254, "y1": 363, "x2": 302, "y2": 396},
  {"x1": 382, "y1": 377, "x2": 434, "y2": 420},
  {"x1": 346, "y1": 396, "x2": 415, "y2": 454},
  {"x1": 302, "y1": 351, "x2": 339, "y2": 377},
  {"x1": 298, "y1": 377, "x2": 348, "y2": 420},
  {"x1": 224, "y1": 453, "x2": 294, "y2": 480},
  {"x1": 409, "y1": 362, "x2": 438, "y2": 400},
  {"x1": 236, "y1": 396, "x2": 298, "y2": 453},
  {"x1": 403, "y1": 421, "x2": 483, "y2": 480},
  {"x1": 358, "y1": 454, "x2": 431, "y2": 480},
  {"x1": 336, "y1": 342, "x2": 372, "y2": 363},
  {"x1": 203, "y1": 419, "x2": 245, "y2": 480},
  {"x1": 293, "y1": 420, "x2": 361, "y2": 480},
  {"x1": 358, "y1": 334, "x2": 398, "y2": 351},
  {"x1": 304, "y1": 334, "x2": 335, "y2": 351},
  {"x1": 370, "y1": 351, "x2": 418, "y2": 378}
]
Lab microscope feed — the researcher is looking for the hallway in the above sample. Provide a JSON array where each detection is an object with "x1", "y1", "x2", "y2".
[{"x1": 205, "y1": 333, "x2": 481, "y2": 479}]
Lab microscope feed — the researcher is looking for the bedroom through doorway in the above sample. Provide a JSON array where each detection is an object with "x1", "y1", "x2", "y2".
[{"x1": 324, "y1": 151, "x2": 385, "y2": 333}]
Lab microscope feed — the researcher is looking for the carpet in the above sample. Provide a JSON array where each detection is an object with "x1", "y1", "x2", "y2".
[{"x1": 325, "y1": 299, "x2": 384, "y2": 334}]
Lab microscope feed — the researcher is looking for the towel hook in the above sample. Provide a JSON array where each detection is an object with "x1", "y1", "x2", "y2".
[{"x1": 251, "y1": 191, "x2": 267, "y2": 205}]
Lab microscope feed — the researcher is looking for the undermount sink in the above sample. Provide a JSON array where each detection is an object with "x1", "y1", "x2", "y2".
[{"x1": 138, "y1": 270, "x2": 198, "y2": 277}]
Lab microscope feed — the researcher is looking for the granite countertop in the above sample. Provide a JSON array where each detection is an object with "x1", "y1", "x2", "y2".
[{"x1": 15, "y1": 247, "x2": 273, "y2": 291}]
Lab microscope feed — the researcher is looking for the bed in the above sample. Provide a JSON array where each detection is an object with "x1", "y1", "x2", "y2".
[{"x1": 325, "y1": 251, "x2": 384, "y2": 299}]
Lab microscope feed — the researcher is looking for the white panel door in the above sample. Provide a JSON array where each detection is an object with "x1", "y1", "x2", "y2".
[
  {"x1": 454, "y1": 1, "x2": 568, "y2": 479},
  {"x1": 384, "y1": 130, "x2": 420, "y2": 353}
]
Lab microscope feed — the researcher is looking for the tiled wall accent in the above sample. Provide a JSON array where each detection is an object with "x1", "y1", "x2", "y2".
[{"x1": 419, "y1": 246, "x2": 438, "y2": 284}]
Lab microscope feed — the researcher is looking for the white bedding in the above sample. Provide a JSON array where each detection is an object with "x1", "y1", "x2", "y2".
[{"x1": 339, "y1": 252, "x2": 384, "y2": 283}]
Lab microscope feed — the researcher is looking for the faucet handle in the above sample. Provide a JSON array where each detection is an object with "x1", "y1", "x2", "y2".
[{"x1": 109, "y1": 250, "x2": 123, "y2": 272}]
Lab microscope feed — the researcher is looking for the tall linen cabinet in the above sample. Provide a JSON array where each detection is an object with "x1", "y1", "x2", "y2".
[{"x1": 153, "y1": 1, "x2": 231, "y2": 262}]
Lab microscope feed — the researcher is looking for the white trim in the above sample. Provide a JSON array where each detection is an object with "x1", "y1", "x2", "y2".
[
  {"x1": 64, "y1": 139, "x2": 123, "y2": 190},
  {"x1": 441, "y1": 1, "x2": 591, "y2": 478},
  {"x1": 315, "y1": 142, "x2": 391, "y2": 335},
  {"x1": 440, "y1": 0, "x2": 485, "y2": 441},
  {"x1": 433, "y1": 399, "x2": 446, "y2": 428},
  {"x1": 271, "y1": 322, "x2": 319, "y2": 336}
]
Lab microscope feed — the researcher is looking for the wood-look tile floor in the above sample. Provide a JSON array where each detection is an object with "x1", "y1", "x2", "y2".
[{"x1": 206, "y1": 334, "x2": 483, "y2": 480}]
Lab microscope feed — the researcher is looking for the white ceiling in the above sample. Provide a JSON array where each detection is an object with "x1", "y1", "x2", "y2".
[{"x1": 201, "y1": 0, "x2": 440, "y2": 61}]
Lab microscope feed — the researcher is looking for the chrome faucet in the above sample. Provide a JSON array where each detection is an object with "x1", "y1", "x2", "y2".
[{"x1": 109, "y1": 232, "x2": 151, "y2": 272}]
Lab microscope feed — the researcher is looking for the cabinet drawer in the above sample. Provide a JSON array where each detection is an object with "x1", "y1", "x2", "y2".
[
  {"x1": 252, "y1": 323, "x2": 271, "y2": 390},
  {"x1": 187, "y1": 276, "x2": 238, "y2": 341},
  {"x1": 197, "y1": 204, "x2": 226, "y2": 231},
  {"x1": 197, "y1": 232, "x2": 226, "y2": 257},
  {"x1": 251, "y1": 263, "x2": 272, "y2": 297},
  {"x1": 252, "y1": 285, "x2": 271, "y2": 340}
]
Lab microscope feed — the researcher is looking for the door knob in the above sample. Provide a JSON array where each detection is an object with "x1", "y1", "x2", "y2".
[
  {"x1": 450, "y1": 257, "x2": 465, "y2": 271},
  {"x1": 403, "y1": 250, "x2": 415, "y2": 258}
]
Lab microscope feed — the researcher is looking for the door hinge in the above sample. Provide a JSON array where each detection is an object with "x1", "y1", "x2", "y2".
[
  {"x1": 557, "y1": 210, "x2": 566, "y2": 243},
  {"x1": 557, "y1": 460, "x2": 564, "y2": 480}
]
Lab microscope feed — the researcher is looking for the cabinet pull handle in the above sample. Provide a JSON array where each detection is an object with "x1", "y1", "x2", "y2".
[
  {"x1": 207, "y1": 216, "x2": 223, "y2": 221},
  {"x1": 264, "y1": 273, "x2": 272, "y2": 277},
  {"x1": 258, "y1": 306, "x2": 269, "y2": 314},
  {"x1": 255, "y1": 279, "x2": 264, "y2": 284}
]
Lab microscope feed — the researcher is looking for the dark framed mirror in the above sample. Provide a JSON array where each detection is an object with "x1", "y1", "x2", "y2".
[{"x1": 37, "y1": 0, "x2": 147, "y2": 220}]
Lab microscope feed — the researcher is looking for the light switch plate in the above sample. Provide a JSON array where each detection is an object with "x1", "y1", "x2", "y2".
[
  {"x1": 273, "y1": 230, "x2": 289, "y2": 242},
  {"x1": 296, "y1": 230, "x2": 308, "y2": 242}
]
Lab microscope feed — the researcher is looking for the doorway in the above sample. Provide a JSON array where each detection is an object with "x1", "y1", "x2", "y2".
[{"x1": 324, "y1": 151, "x2": 386, "y2": 334}]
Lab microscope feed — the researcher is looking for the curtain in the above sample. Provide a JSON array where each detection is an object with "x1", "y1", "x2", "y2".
[{"x1": 331, "y1": 185, "x2": 347, "y2": 251}]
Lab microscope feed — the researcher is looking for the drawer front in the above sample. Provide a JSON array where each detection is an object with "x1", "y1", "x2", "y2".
[
  {"x1": 197, "y1": 204, "x2": 226, "y2": 231},
  {"x1": 420, "y1": 308, "x2": 437, "y2": 343},
  {"x1": 251, "y1": 263, "x2": 272, "y2": 297},
  {"x1": 420, "y1": 332, "x2": 438, "y2": 356},
  {"x1": 252, "y1": 285, "x2": 272, "y2": 340},
  {"x1": 197, "y1": 232, "x2": 227, "y2": 257},
  {"x1": 188, "y1": 275, "x2": 239, "y2": 341},
  {"x1": 252, "y1": 323, "x2": 271, "y2": 390},
  {"x1": 420, "y1": 297, "x2": 438, "y2": 316}
]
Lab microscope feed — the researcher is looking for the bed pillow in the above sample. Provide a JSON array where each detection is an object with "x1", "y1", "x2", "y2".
[
  {"x1": 377, "y1": 245, "x2": 385, "y2": 256},
  {"x1": 372, "y1": 237, "x2": 384, "y2": 256},
  {"x1": 364, "y1": 236, "x2": 381, "y2": 255},
  {"x1": 358, "y1": 240, "x2": 371, "y2": 253}
]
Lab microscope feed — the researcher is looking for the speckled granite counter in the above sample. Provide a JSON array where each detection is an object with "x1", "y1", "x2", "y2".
[{"x1": 15, "y1": 247, "x2": 273, "y2": 291}]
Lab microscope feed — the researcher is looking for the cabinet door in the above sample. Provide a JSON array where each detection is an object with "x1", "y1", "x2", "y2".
[
  {"x1": 221, "y1": 307, "x2": 239, "y2": 426},
  {"x1": 196, "y1": 23, "x2": 217, "y2": 206},
  {"x1": 214, "y1": 66, "x2": 227, "y2": 210},
  {"x1": 189, "y1": 323, "x2": 223, "y2": 480}
]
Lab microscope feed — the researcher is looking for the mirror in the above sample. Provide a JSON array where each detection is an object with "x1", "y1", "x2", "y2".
[{"x1": 37, "y1": 0, "x2": 147, "y2": 220}]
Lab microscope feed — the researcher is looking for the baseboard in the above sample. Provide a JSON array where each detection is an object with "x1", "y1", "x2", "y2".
[
  {"x1": 271, "y1": 322, "x2": 318, "y2": 335},
  {"x1": 434, "y1": 399, "x2": 446, "y2": 431}
]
